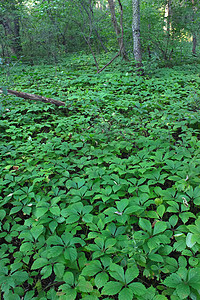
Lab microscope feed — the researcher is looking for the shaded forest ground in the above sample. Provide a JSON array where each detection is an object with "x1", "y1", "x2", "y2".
[{"x1": 0, "y1": 55, "x2": 200, "y2": 299}]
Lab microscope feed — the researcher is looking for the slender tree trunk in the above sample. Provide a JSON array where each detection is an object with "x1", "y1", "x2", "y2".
[
  {"x1": 147, "y1": 23, "x2": 151, "y2": 58},
  {"x1": 13, "y1": 16, "x2": 22, "y2": 57},
  {"x1": 132, "y1": 0, "x2": 143, "y2": 70},
  {"x1": 192, "y1": 34, "x2": 197, "y2": 55},
  {"x1": 162, "y1": 0, "x2": 174, "y2": 60},
  {"x1": 107, "y1": 0, "x2": 128, "y2": 60},
  {"x1": 166, "y1": 0, "x2": 172, "y2": 37},
  {"x1": 191, "y1": 0, "x2": 197, "y2": 55}
]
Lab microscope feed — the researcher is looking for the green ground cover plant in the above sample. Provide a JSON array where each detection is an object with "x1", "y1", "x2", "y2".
[{"x1": 0, "y1": 56, "x2": 200, "y2": 299}]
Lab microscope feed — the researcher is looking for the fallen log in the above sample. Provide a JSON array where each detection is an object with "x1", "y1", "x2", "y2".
[{"x1": 0, "y1": 88, "x2": 66, "y2": 107}]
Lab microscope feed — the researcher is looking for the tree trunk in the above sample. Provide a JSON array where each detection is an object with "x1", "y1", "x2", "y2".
[
  {"x1": 166, "y1": 0, "x2": 172, "y2": 37},
  {"x1": 132, "y1": 0, "x2": 143, "y2": 71},
  {"x1": 191, "y1": 0, "x2": 197, "y2": 55},
  {"x1": 107, "y1": 0, "x2": 128, "y2": 60},
  {"x1": 13, "y1": 16, "x2": 22, "y2": 57},
  {"x1": 192, "y1": 34, "x2": 197, "y2": 55}
]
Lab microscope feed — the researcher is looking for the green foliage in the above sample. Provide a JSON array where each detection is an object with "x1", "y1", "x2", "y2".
[
  {"x1": 1, "y1": 56, "x2": 200, "y2": 299},
  {"x1": 1, "y1": 0, "x2": 200, "y2": 65}
]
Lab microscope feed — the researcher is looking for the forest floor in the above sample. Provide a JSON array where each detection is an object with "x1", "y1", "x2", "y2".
[{"x1": 0, "y1": 55, "x2": 200, "y2": 299}]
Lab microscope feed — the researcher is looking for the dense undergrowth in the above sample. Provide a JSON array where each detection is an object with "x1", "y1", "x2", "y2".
[{"x1": 1, "y1": 55, "x2": 200, "y2": 299}]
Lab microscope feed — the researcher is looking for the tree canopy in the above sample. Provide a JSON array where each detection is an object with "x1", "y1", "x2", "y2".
[{"x1": 0, "y1": 0, "x2": 199, "y2": 66}]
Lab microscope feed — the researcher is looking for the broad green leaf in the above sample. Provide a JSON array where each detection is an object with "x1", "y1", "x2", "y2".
[
  {"x1": 109, "y1": 263, "x2": 125, "y2": 282},
  {"x1": 77, "y1": 277, "x2": 93, "y2": 293},
  {"x1": 47, "y1": 235, "x2": 63, "y2": 245},
  {"x1": 50, "y1": 206, "x2": 60, "y2": 216},
  {"x1": 82, "y1": 261, "x2": 101, "y2": 276},
  {"x1": 24, "y1": 291, "x2": 35, "y2": 300},
  {"x1": 41, "y1": 265, "x2": 52, "y2": 279},
  {"x1": 82, "y1": 214, "x2": 93, "y2": 223},
  {"x1": 10, "y1": 206, "x2": 22, "y2": 215},
  {"x1": 139, "y1": 185, "x2": 149, "y2": 193},
  {"x1": 95, "y1": 237, "x2": 104, "y2": 249},
  {"x1": 81, "y1": 296, "x2": 99, "y2": 300},
  {"x1": 187, "y1": 224, "x2": 199, "y2": 235},
  {"x1": 146, "y1": 210, "x2": 159, "y2": 219},
  {"x1": 12, "y1": 270, "x2": 29, "y2": 284},
  {"x1": 169, "y1": 215, "x2": 178, "y2": 227},
  {"x1": 147, "y1": 236, "x2": 161, "y2": 251},
  {"x1": 59, "y1": 284, "x2": 77, "y2": 300},
  {"x1": 173, "y1": 239, "x2": 186, "y2": 251},
  {"x1": 76, "y1": 178, "x2": 85, "y2": 189},
  {"x1": 66, "y1": 215, "x2": 79, "y2": 224},
  {"x1": 188, "y1": 268, "x2": 200, "y2": 289},
  {"x1": 35, "y1": 207, "x2": 48, "y2": 219},
  {"x1": 51, "y1": 196, "x2": 61, "y2": 206},
  {"x1": 177, "y1": 267, "x2": 187, "y2": 281},
  {"x1": 163, "y1": 273, "x2": 182, "y2": 288},
  {"x1": 54, "y1": 263, "x2": 65, "y2": 278},
  {"x1": 0, "y1": 209, "x2": 6, "y2": 220},
  {"x1": 153, "y1": 221, "x2": 167, "y2": 235},
  {"x1": 139, "y1": 218, "x2": 152, "y2": 234},
  {"x1": 188, "y1": 257, "x2": 199, "y2": 267},
  {"x1": 20, "y1": 242, "x2": 33, "y2": 253},
  {"x1": 64, "y1": 247, "x2": 77, "y2": 262},
  {"x1": 101, "y1": 281, "x2": 123, "y2": 295},
  {"x1": 116, "y1": 199, "x2": 129, "y2": 212},
  {"x1": 2, "y1": 292, "x2": 20, "y2": 300},
  {"x1": 78, "y1": 253, "x2": 87, "y2": 270},
  {"x1": 125, "y1": 266, "x2": 139, "y2": 284},
  {"x1": 10, "y1": 262, "x2": 22, "y2": 273},
  {"x1": 63, "y1": 272, "x2": 74, "y2": 285},
  {"x1": 158, "y1": 245, "x2": 172, "y2": 255},
  {"x1": 30, "y1": 225, "x2": 44, "y2": 240},
  {"x1": 186, "y1": 233, "x2": 196, "y2": 248},
  {"x1": 62, "y1": 232, "x2": 73, "y2": 245},
  {"x1": 176, "y1": 282, "x2": 190, "y2": 299},
  {"x1": 48, "y1": 246, "x2": 63, "y2": 258},
  {"x1": 95, "y1": 272, "x2": 109, "y2": 288},
  {"x1": 148, "y1": 253, "x2": 164, "y2": 263},
  {"x1": 193, "y1": 187, "x2": 200, "y2": 205},
  {"x1": 31, "y1": 258, "x2": 48, "y2": 269},
  {"x1": 104, "y1": 186, "x2": 112, "y2": 195},
  {"x1": 49, "y1": 220, "x2": 58, "y2": 233},
  {"x1": 157, "y1": 205, "x2": 165, "y2": 218},
  {"x1": 129, "y1": 282, "x2": 146, "y2": 295},
  {"x1": 119, "y1": 287, "x2": 133, "y2": 300},
  {"x1": 82, "y1": 205, "x2": 93, "y2": 214},
  {"x1": 105, "y1": 238, "x2": 116, "y2": 249},
  {"x1": 179, "y1": 212, "x2": 195, "y2": 224}
]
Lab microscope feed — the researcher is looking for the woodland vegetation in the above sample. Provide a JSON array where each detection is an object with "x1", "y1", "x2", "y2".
[{"x1": 1, "y1": 0, "x2": 200, "y2": 299}]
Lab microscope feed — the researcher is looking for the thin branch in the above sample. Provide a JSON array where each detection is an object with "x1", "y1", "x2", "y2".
[{"x1": 97, "y1": 51, "x2": 120, "y2": 73}]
